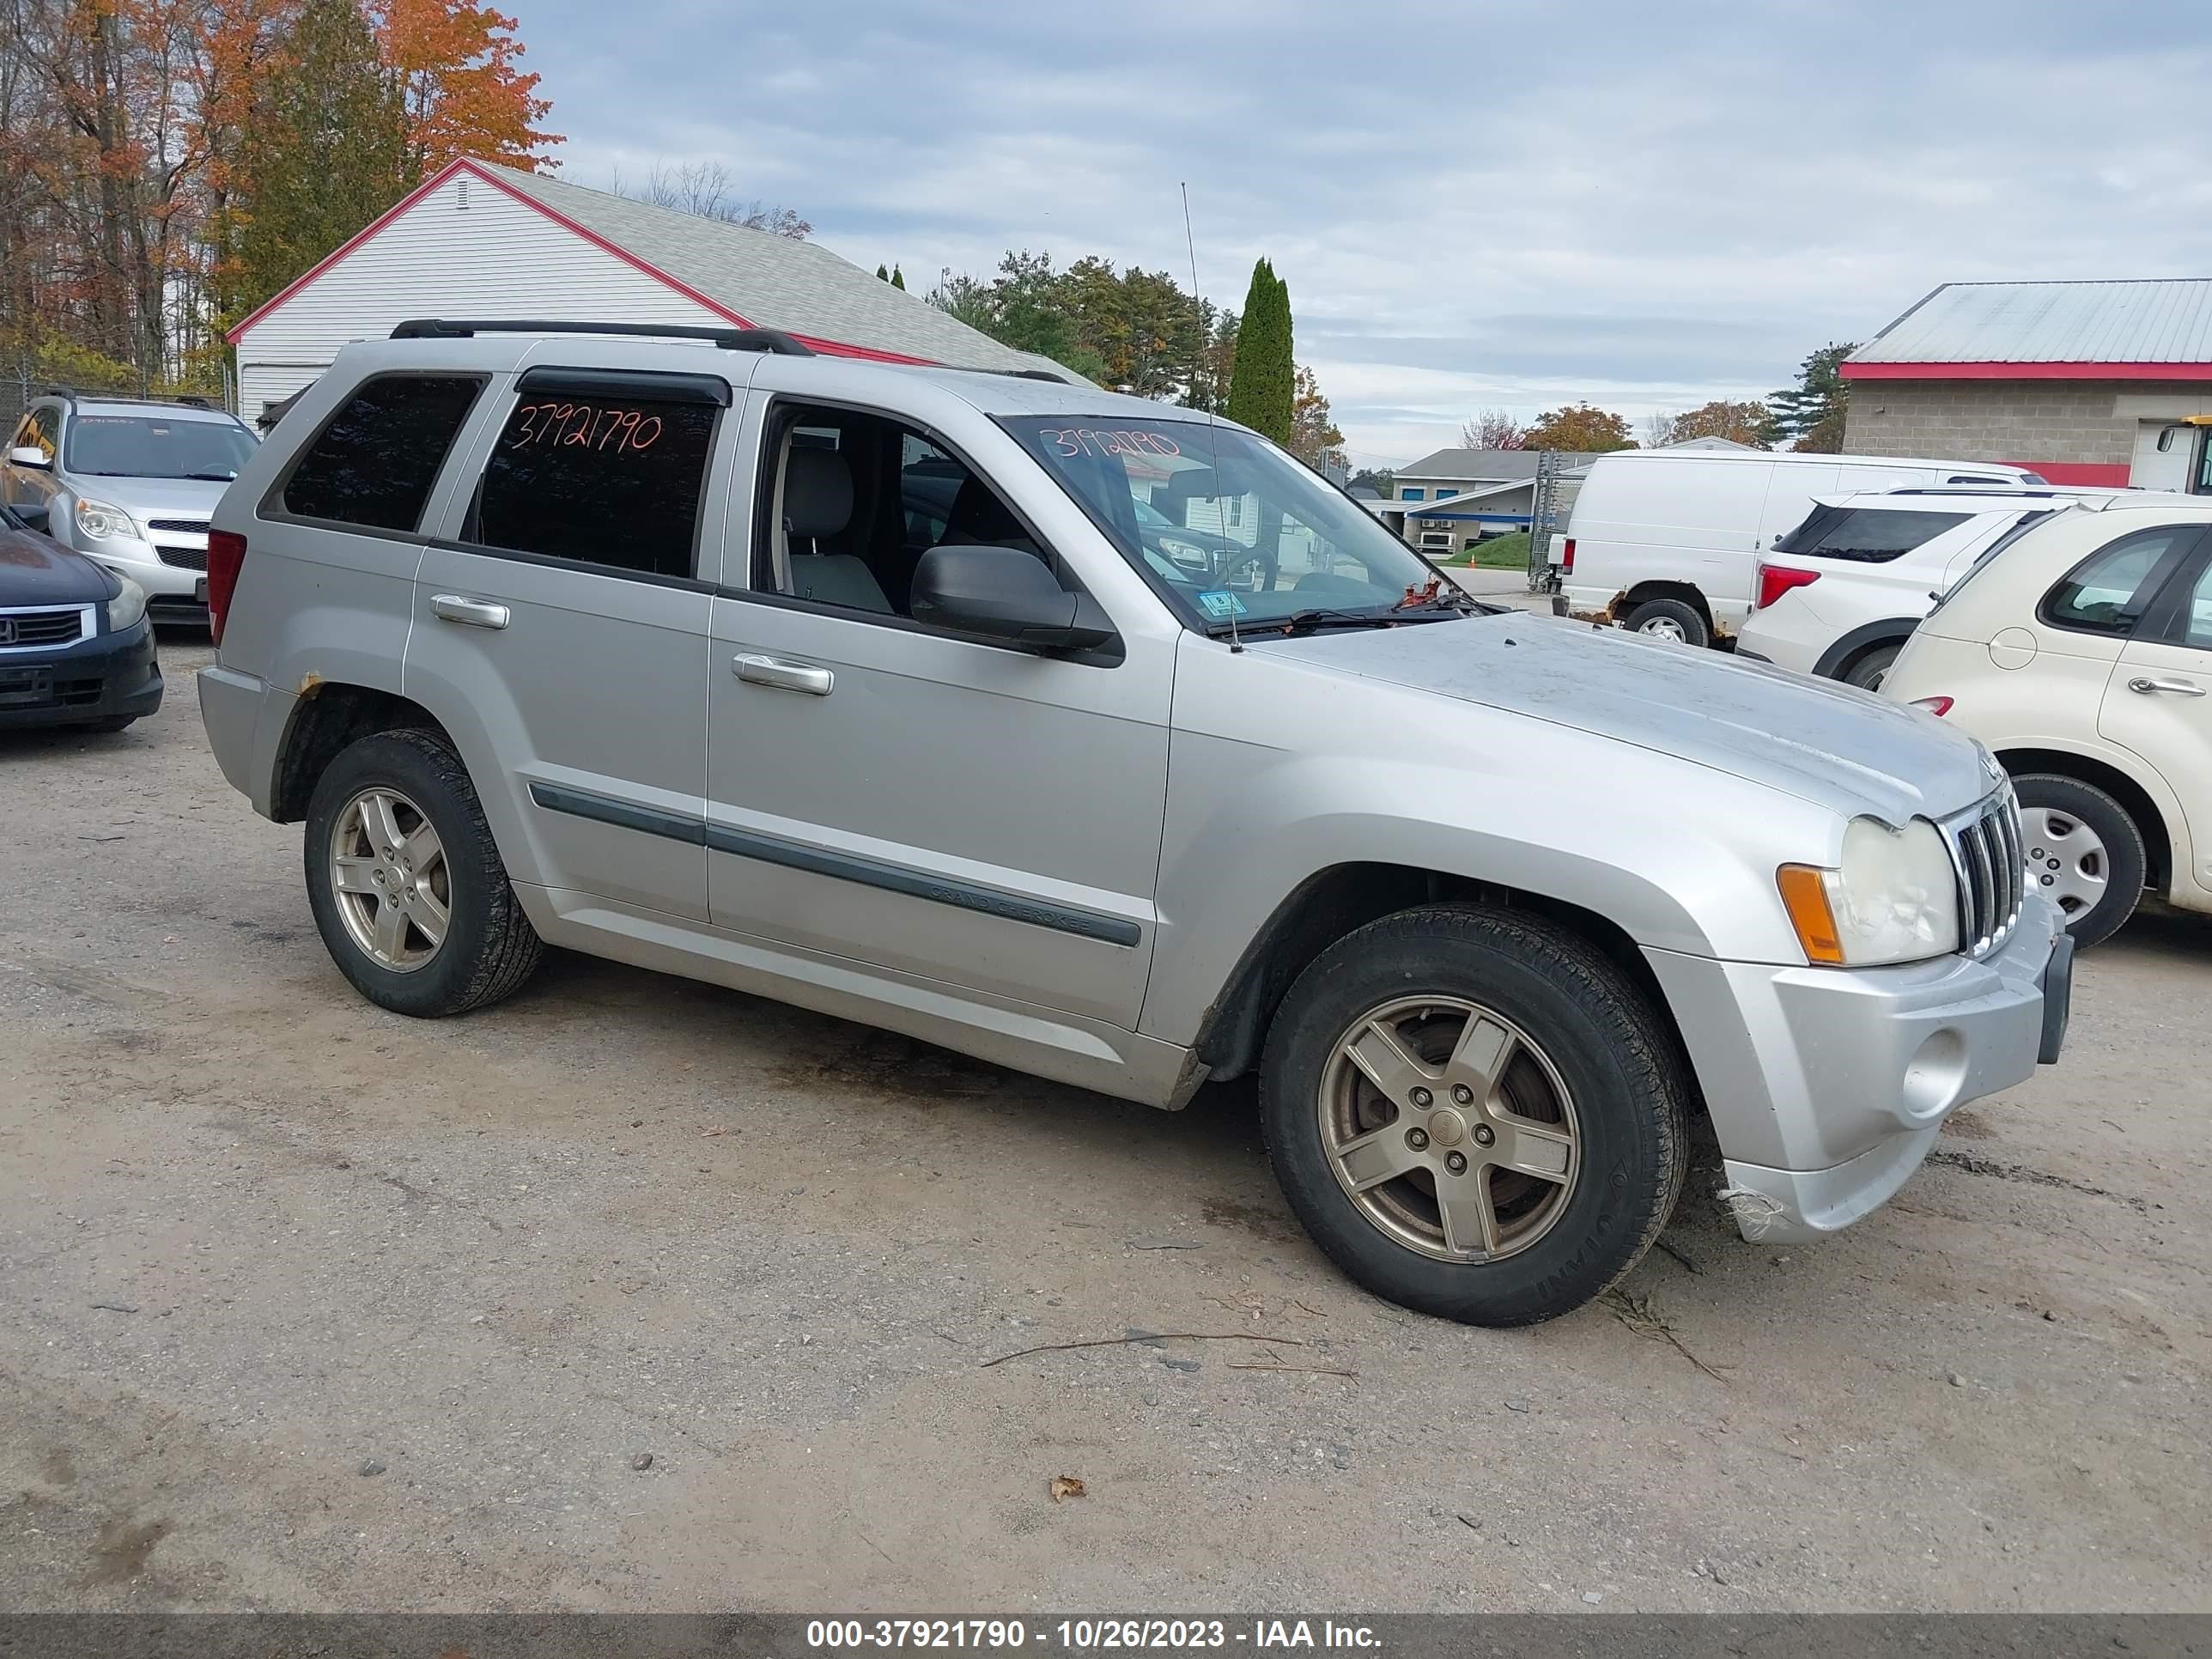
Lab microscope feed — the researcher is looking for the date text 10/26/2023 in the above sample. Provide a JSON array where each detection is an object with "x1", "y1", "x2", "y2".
[{"x1": 805, "y1": 1620, "x2": 1382, "y2": 1651}]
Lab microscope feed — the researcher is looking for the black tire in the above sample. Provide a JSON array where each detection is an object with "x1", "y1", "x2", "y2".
[
  {"x1": 1259, "y1": 905, "x2": 1690, "y2": 1328},
  {"x1": 2013, "y1": 773, "x2": 2146, "y2": 948},
  {"x1": 1843, "y1": 643, "x2": 1900, "y2": 691},
  {"x1": 1621, "y1": 598, "x2": 1711, "y2": 648},
  {"x1": 302, "y1": 727, "x2": 544, "y2": 1017}
]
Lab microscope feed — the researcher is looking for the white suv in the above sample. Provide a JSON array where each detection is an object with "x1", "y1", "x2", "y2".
[
  {"x1": 1886, "y1": 498, "x2": 2212, "y2": 945},
  {"x1": 1738, "y1": 488, "x2": 2109, "y2": 690}
]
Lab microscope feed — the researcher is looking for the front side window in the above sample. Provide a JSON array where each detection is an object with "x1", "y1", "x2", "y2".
[
  {"x1": 1776, "y1": 505, "x2": 1972, "y2": 563},
  {"x1": 466, "y1": 380, "x2": 719, "y2": 578},
  {"x1": 283, "y1": 376, "x2": 483, "y2": 532},
  {"x1": 12, "y1": 410, "x2": 56, "y2": 459},
  {"x1": 65, "y1": 415, "x2": 256, "y2": 482},
  {"x1": 1005, "y1": 417, "x2": 1443, "y2": 630},
  {"x1": 2040, "y1": 526, "x2": 2203, "y2": 635},
  {"x1": 2172, "y1": 560, "x2": 2212, "y2": 650}
]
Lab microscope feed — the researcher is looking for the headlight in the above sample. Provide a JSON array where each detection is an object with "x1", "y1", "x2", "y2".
[
  {"x1": 1158, "y1": 536, "x2": 1208, "y2": 564},
  {"x1": 106, "y1": 573, "x2": 148, "y2": 633},
  {"x1": 1778, "y1": 817, "x2": 1960, "y2": 967},
  {"x1": 75, "y1": 497, "x2": 140, "y2": 542}
]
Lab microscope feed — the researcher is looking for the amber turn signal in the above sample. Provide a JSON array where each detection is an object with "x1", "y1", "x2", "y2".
[{"x1": 1776, "y1": 865, "x2": 1846, "y2": 965}]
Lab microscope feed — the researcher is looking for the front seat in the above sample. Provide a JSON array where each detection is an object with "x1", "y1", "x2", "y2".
[{"x1": 783, "y1": 446, "x2": 892, "y2": 613}]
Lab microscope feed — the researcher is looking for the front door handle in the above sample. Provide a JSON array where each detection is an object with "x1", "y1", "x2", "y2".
[
  {"x1": 2127, "y1": 676, "x2": 2206, "y2": 697},
  {"x1": 431, "y1": 593, "x2": 510, "y2": 630},
  {"x1": 733, "y1": 653, "x2": 834, "y2": 696}
]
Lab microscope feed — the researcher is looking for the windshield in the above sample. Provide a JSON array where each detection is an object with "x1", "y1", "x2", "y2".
[
  {"x1": 64, "y1": 414, "x2": 257, "y2": 480},
  {"x1": 1003, "y1": 416, "x2": 1443, "y2": 629}
]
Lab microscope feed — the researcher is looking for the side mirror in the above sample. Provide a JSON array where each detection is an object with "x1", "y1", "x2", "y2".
[
  {"x1": 7, "y1": 446, "x2": 51, "y2": 470},
  {"x1": 10, "y1": 501, "x2": 51, "y2": 531},
  {"x1": 909, "y1": 544, "x2": 1115, "y2": 653}
]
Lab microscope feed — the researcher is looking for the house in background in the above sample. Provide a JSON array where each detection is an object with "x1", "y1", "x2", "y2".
[
  {"x1": 1370, "y1": 447, "x2": 1601, "y2": 551},
  {"x1": 228, "y1": 157, "x2": 1072, "y2": 421},
  {"x1": 1842, "y1": 280, "x2": 2212, "y2": 489}
]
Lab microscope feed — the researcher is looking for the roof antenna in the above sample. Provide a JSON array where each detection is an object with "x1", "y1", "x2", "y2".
[{"x1": 1182, "y1": 181, "x2": 1241, "y2": 653}]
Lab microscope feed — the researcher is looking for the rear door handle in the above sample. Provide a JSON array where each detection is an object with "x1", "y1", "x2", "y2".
[
  {"x1": 733, "y1": 653, "x2": 833, "y2": 696},
  {"x1": 430, "y1": 593, "x2": 510, "y2": 630},
  {"x1": 2127, "y1": 676, "x2": 2206, "y2": 696}
]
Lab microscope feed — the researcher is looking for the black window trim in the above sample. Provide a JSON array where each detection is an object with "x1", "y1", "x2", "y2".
[
  {"x1": 259, "y1": 369, "x2": 492, "y2": 540},
  {"x1": 2035, "y1": 525, "x2": 2212, "y2": 641},
  {"x1": 447, "y1": 375, "x2": 727, "y2": 585},
  {"x1": 513, "y1": 364, "x2": 734, "y2": 408},
  {"x1": 732, "y1": 392, "x2": 1124, "y2": 665},
  {"x1": 2137, "y1": 544, "x2": 2212, "y2": 650}
]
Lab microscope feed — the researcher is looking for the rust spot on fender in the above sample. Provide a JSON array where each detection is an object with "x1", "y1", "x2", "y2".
[{"x1": 295, "y1": 671, "x2": 324, "y2": 697}]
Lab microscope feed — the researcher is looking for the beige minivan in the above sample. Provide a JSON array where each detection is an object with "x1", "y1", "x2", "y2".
[{"x1": 1887, "y1": 498, "x2": 2212, "y2": 945}]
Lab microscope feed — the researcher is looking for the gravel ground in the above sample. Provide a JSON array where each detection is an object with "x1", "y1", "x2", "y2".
[{"x1": 1, "y1": 638, "x2": 2206, "y2": 1613}]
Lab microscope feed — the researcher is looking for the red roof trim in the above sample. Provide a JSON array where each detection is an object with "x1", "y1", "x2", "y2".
[
  {"x1": 1842, "y1": 360, "x2": 2212, "y2": 382},
  {"x1": 228, "y1": 158, "x2": 974, "y2": 369},
  {"x1": 2004, "y1": 461, "x2": 2132, "y2": 486}
]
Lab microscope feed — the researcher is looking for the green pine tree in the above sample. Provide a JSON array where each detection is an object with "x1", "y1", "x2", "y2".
[
  {"x1": 219, "y1": 0, "x2": 410, "y2": 325},
  {"x1": 890, "y1": 264, "x2": 905, "y2": 290},
  {"x1": 1226, "y1": 258, "x2": 1294, "y2": 446},
  {"x1": 876, "y1": 264, "x2": 890, "y2": 282},
  {"x1": 1769, "y1": 343, "x2": 1858, "y2": 447}
]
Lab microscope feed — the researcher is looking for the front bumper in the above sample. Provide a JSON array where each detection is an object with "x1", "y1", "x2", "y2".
[
  {"x1": 1644, "y1": 894, "x2": 2068, "y2": 1244},
  {"x1": 0, "y1": 619, "x2": 163, "y2": 728},
  {"x1": 76, "y1": 535, "x2": 209, "y2": 618}
]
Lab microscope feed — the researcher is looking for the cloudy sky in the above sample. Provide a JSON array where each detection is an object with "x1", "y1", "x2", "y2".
[{"x1": 522, "y1": 0, "x2": 2212, "y2": 467}]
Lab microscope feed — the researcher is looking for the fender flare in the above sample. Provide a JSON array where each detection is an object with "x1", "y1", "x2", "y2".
[{"x1": 1812, "y1": 617, "x2": 1920, "y2": 681}]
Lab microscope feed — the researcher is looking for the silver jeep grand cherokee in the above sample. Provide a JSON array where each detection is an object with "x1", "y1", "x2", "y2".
[{"x1": 198, "y1": 320, "x2": 2072, "y2": 1327}]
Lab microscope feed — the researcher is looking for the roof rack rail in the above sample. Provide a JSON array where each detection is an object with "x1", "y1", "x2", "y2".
[
  {"x1": 391, "y1": 318, "x2": 817, "y2": 356},
  {"x1": 40, "y1": 384, "x2": 224, "y2": 411}
]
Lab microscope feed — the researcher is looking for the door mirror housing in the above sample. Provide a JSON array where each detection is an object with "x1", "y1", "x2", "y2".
[
  {"x1": 909, "y1": 544, "x2": 1115, "y2": 653},
  {"x1": 9, "y1": 500, "x2": 51, "y2": 532},
  {"x1": 7, "y1": 446, "x2": 50, "y2": 470}
]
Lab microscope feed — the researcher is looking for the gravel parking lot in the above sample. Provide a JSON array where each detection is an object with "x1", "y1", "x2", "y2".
[{"x1": 3, "y1": 639, "x2": 2207, "y2": 1613}]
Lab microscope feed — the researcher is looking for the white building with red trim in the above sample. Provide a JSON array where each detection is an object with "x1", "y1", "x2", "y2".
[
  {"x1": 228, "y1": 158, "x2": 1070, "y2": 420},
  {"x1": 1841, "y1": 280, "x2": 2212, "y2": 489}
]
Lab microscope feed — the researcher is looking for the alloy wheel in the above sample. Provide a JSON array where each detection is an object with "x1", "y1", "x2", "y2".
[
  {"x1": 328, "y1": 786, "x2": 451, "y2": 972},
  {"x1": 1317, "y1": 996, "x2": 1581, "y2": 1262}
]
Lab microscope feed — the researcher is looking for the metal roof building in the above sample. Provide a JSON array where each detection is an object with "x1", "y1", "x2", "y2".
[
  {"x1": 227, "y1": 158, "x2": 1072, "y2": 421},
  {"x1": 1842, "y1": 280, "x2": 2212, "y2": 489}
]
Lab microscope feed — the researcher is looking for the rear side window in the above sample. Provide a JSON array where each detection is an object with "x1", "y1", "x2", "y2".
[
  {"x1": 1776, "y1": 506, "x2": 1972, "y2": 562},
  {"x1": 282, "y1": 375, "x2": 483, "y2": 531},
  {"x1": 466, "y1": 375, "x2": 721, "y2": 579},
  {"x1": 2040, "y1": 526, "x2": 2203, "y2": 635}
]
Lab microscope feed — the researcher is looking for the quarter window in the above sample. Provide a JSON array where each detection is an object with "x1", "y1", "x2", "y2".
[
  {"x1": 283, "y1": 375, "x2": 483, "y2": 532},
  {"x1": 2040, "y1": 526, "x2": 2203, "y2": 635},
  {"x1": 469, "y1": 382, "x2": 719, "y2": 578},
  {"x1": 1776, "y1": 506, "x2": 1972, "y2": 562}
]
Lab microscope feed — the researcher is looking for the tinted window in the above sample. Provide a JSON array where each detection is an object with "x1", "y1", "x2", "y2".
[
  {"x1": 471, "y1": 390, "x2": 716, "y2": 578},
  {"x1": 283, "y1": 376, "x2": 483, "y2": 531},
  {"x1": 2041, "y1": 526, "x2": 2200, "y2": 635},
  {"x1": 1777, "y1": 506, "x2": 1972, "y2": 562},
  {"x1": 65, "y1": 415, "x2": 256, "y2": 480}
]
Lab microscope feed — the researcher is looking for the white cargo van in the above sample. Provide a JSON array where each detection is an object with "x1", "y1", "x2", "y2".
[{"x1": 1554, "y1": 449, "x2": 2042, "y2": 647}]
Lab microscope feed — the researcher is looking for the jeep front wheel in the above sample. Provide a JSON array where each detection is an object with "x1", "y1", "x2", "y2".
[{"x1": 1260, "y1": 906, "x2": 1688, "y2": 1327}]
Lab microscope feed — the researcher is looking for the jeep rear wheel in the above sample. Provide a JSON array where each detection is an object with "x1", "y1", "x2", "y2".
[
  {"x1": 1260, "y1": 906, "x2": 1688, "y2": 1327},
  {"x1": 303, "y1": 729, "x2": 544, "y2": 1017}
]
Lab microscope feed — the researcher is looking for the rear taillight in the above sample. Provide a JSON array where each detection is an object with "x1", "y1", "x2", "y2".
[
  {"x1": 1754, "y1": 562, "x2": 1820, "y2": 611},
  {"x1": 206, "y1": 528, "x2": 246, "y2": 645},
  {"x1": 1559, "y1": 538, "x2": 1576, "y2": 574},
  {"x1": 1911, "y1": 696, "x2": 1954, "y2": 717}
]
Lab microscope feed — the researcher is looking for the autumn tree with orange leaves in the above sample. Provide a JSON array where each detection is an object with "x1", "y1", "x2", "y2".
[
  {"x1": 371, "y1": 0, "x2": 560, "y2": 177},
  {"x1": 0, "y1": 0, "x2": 562, "y2": 397}
]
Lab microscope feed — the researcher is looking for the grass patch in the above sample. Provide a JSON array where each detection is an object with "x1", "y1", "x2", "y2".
[{"x1": 1439, "y1": 532, "x2": 1530, "y2": 570}]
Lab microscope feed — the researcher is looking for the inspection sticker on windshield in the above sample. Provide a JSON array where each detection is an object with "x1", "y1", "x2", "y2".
[{"x1": 1196, "y1": 590, "x2": 1249, "y2": 619}]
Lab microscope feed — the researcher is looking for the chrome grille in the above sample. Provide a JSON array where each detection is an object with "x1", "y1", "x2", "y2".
[
  {"x1": 1945, "y1": 790, "x2": 2025, "y2": 957},
  {"x1": 0, "y1": 605, "x2": 91, "y2": 648}
]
